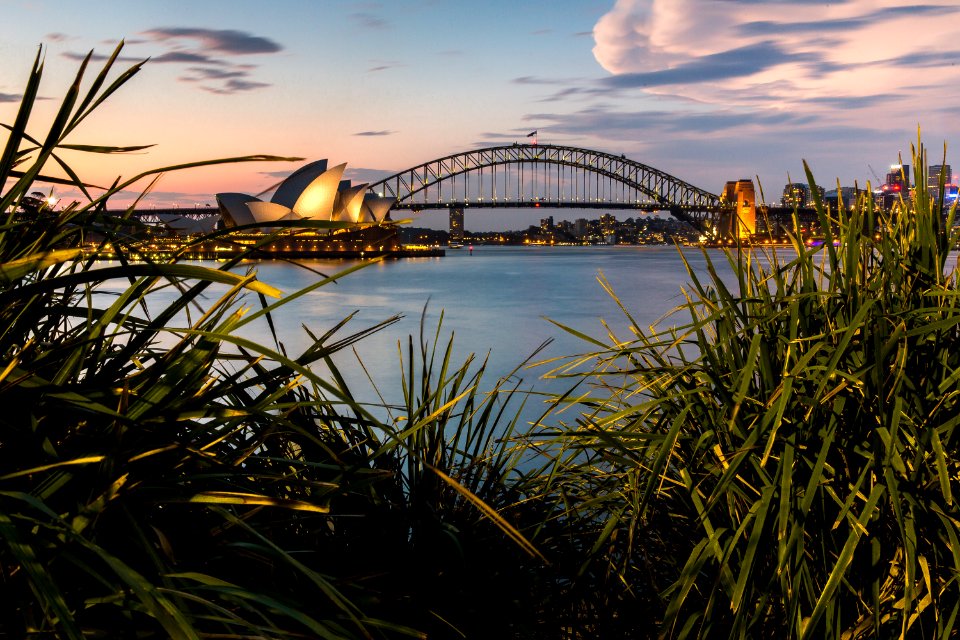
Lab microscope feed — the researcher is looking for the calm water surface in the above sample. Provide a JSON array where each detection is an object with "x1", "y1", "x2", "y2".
[
  {"x1": 124, "y1": 245, "x2": 958, "y2": 416},
  {"x1": 237, "y1": 245, "x2": 722, "y2": 401},
  {"x1": 107, "y1": 246, "x2": 732, "y2": 411}
]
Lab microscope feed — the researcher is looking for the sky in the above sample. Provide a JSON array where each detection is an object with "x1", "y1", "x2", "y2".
[{"x1": 2, "y1": 0, "x2": 959, "y2": 231}]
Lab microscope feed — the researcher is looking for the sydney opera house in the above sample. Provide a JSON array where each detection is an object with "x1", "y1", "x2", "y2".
[
  {"x1": 98, "y1": 159, "x2": 439, "y2": 259},
  {"x1": 206, "y1": 158, "x2": 408, "y2": 257},
  {"x1": 215, "y1": 159, "x2": 396, "y2": 230}
]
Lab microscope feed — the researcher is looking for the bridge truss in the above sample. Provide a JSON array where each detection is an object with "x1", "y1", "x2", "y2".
[{"x1": 367, "y1": 144, "x2": 727, "y2": 228}]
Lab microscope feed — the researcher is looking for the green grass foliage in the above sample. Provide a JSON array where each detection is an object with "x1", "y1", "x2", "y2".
[
  {"x1": 539, "y1": 140, "x2": 960, "y2": 638},
  {"x1": 9, "y1": 41, "x2": 960, "y2": 640},
  {"x1": 0, "y1": 44, "x2": 556, "y2": 639}
]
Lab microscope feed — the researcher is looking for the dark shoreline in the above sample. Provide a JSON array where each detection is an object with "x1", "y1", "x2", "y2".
[{"x1": 83, "y1": 247, "x2": 446, "y2": 260}]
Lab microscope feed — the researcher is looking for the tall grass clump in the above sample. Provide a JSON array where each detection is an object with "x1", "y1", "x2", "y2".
[
  {"x1": 0, "y1": 42, "x2": 395, "y2": 639},
  {"x1": 0, "y1": 44, "x2": 556, "y2": 639},
  {"x1": 539, "y1": 137, "x2": 960, "y2": 638}
]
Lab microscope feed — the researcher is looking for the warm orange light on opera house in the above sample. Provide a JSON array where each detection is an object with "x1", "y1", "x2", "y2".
[{"x1": 216, "y1": 159, "x2": 393, "y2": 229}]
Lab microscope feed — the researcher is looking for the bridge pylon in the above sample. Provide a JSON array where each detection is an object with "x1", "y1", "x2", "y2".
[{"x1": 719, "y1": 179, "x2": 757, "y2": 239}]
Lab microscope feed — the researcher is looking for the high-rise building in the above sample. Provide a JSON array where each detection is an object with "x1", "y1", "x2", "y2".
[
  {"x1": 781, "y1": 182, "x2": 810, "y2": 208},
  {"x1": 824, "y1": 187, "x2": 859, "y2": 211},
  {"x1": 599, "y1": 214, "x2": 616, "y2": 234},
  {"x1": 930, "y1": 164, "x2": 952, "y2": 190},
  {"x1": 885, "y1": 164, "x2": 910, "y2": 193},
  {"x1": 573, "y1": 218, "x2": 589, "y2": 238},
  {"x1": 881, "y1": 164, "x2": 911, "y2": 209},
  {"x1": 449, "y1": 207, "x2": 464, "y2": 245}
]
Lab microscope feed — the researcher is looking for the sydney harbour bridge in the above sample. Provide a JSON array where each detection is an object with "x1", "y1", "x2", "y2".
[
  {"x1": 136, "y1": 143, "x2": 762, "y2": 237},
  {"x1": 365, "y1": 143, "x2": 742, "y2": 233}
]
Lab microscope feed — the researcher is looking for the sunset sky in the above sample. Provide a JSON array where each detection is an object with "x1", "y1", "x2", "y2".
[{"x1": 2, "y1": 0, "x2": 960, "y2": 230}]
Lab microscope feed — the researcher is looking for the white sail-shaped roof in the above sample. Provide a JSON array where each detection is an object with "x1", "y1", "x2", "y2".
[
  {"x1": 336, "y1": 184, "x2": 368, "y2": 223},
  {"x1": 247, "y1": 201, "x2": 298, "y2": 227},
  {"x1": 216, "y1": 192, "x2": 261, "y2": 227},
  {"x1": 217, "y1": 160, "x2": 393, "y2": 229},
  {"x1": 271, "y1": 159, "x2": 328, "y2": 209},
  {"x1": 361, "y1": 194, "x2": 396, "y2": 222},
  {"x1": 293, "y1": 162, "x2": 347, "y2": 219}
]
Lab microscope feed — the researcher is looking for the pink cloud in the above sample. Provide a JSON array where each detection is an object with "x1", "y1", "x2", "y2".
[{"x1": 591, "y1": 0, "x2": 960, "y2": 129}]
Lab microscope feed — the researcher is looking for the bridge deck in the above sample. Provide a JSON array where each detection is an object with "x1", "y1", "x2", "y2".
[{"x1": 393, "y1": 200, "x2": 725, "y2": 212}]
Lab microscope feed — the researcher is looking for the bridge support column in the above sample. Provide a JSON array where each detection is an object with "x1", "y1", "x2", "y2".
[
  {"x1": 448, "y1": 206, "x2": 465, "y2": 246},
  {"x1": 720, "y1": 179, "x2": 757, "y2": 239}
]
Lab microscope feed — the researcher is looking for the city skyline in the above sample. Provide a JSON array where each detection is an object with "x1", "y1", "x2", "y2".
[{"x1": 2, "y1": 0, "x2": 959, "y2": 232}]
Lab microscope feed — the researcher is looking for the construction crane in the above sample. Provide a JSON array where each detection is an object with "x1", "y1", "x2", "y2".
[{"x1": 868, "y1": 164, "x2": 882, "y2": 188}]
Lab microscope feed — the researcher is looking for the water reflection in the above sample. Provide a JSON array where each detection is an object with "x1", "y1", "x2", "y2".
[{"x1": 93, "y1": 246, "x2": 747, "y2": 419}]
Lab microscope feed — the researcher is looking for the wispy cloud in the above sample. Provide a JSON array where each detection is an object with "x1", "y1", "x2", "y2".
[
  {"x1": 259, "y1": 170, "x2": 299, "y2": 179},
  {"x1": 599, "y1": 41, "x2": 807, "y2": 88},
  {"x1": 471, "y1": 129, "x2": 557, "y2": 147},
  {"x1": 343, "y1": 167, "x2": 395, "y2": 183},
  {"x1": 153, "y1": 51, "x2": 224, "y2": 65},
  {"x1": 140, "y1": 27, "x2": 282, "y2": 55},
  {"x1": 513, "y1": 76, "x2": 572, "y2": 86},
  {"x1": 350, "y1": 12, "x2": 389, "y2": 29},
  {"x1": 578, "y1": 0, "x2": 960, "y2": 150},
  {"x1": 591, "y1": 0, "x2": 960, "y2": 105},
  {"x1": 182, "y1": 66, "x2": 249, "y2": 80},
  {"x1": 505, "y1": 0, "x2": 954, "y2": 190},
  {"x1": 471, "y1": 139, "x2": 519, "y2": 148},
  {"x1": 353, "y1": 130, "x2": 396, "y2": 136},
  {"x1": 138, "y1": 27, "x2": 283, "y2": 94},
  {"x1": 200, "y1": 78, "x2": 271, "y2": 94},
  {"x1": 738, "y1": 5, "x2": 960, "y2": 36},
  {"x1": 61, "y1": 50, "x2": 142, "y2": 64},
  {"x1": 366, "y1": 60, "x2": 404, "y2": 73},
  {"x1": 536, "y1": 87, "x2": 591, "y2": 102},
  {"x1": 528, "y1": 105, "x2": 812, "y2": 138},
  {"x1": 59, "y1": 28, "x2": 281, "y2": 95},
  {"x1": 0, "y1": 91, "x2": 53, "y2": 104}
]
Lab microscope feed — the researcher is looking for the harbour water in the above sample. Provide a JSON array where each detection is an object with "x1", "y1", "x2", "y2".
[
  {"x1": 222, "y1": 245, "x2": 726, "y2": 408},
  {"x1": 108, "y1": 245, "x2": 737, "y2": 417}
]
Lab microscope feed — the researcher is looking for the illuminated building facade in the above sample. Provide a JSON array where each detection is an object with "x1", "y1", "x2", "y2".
[
  {"x1": 884, "y1": 164, "x2": 910, "y2": 193},
  {"x1": 881, "y1": 164, "x2": 911, "y2": 209},
  {"x1": 824, "y1": 187, "x2": 858, "y2": 211},
  {"x1": 929, "y1": 164, "x2": 952, "y2": 190},
  {"x1": 928, "y1": 164, "x2": 958, "y2": 210},
  {"x1": 449, "y1": 207, "x2": 464, "y2": 245},
  {"x1": 721, "y1": 179, "x2": 756, "y2": 238},
  {"x1": 573, "y1": 218, "x2": 589, "y2": 239},
  {"x1": 599, "y1": 214, "x2": 616, "y2": 235},
  {"x1": 215, "y1": 159, "x2": 396, "y2": 230},
  {"x1": 782, "y1": 182, "x2": 811, "y2": 208}
]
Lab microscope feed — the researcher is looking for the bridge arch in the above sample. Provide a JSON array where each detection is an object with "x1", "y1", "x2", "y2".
[{"x1": 367, "y1": 144, "x2": 726, "y2": 227}]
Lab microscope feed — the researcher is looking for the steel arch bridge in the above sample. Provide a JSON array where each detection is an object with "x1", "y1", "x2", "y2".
[{"x1": 367, "y1": 143, "x2": 728, "y2": 228}]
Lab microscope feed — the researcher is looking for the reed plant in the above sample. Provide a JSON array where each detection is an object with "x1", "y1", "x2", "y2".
[
  {"x1": 538, "y1": 138, "x2": 960, "y2": 638},
  {"x1": 25, "y1": 37, "x2": 960, "y2": 640},
  {"x1": 0, "y1": 44, "x2": 552, "y2": 639}
]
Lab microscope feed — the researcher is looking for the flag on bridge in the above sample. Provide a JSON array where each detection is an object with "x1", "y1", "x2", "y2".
[{"x1": 527, "y1": 130, "x2": 538, "y2": 145}]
